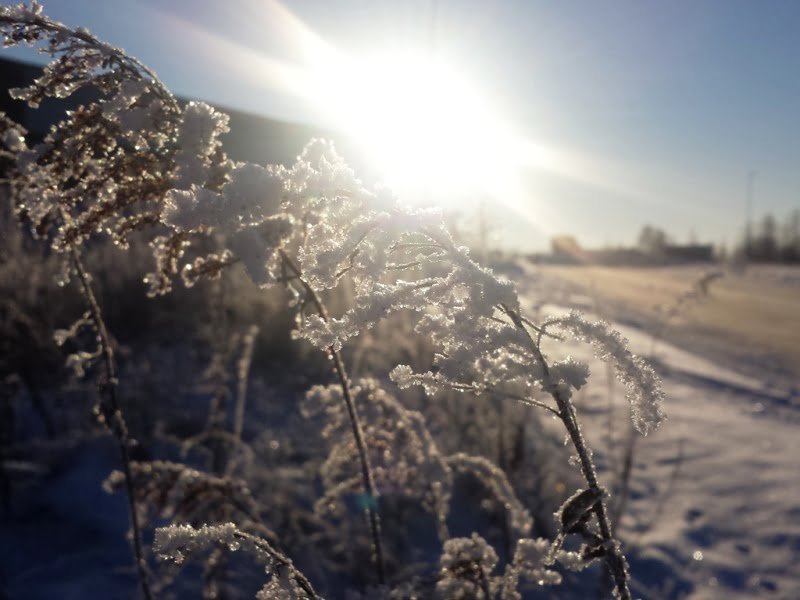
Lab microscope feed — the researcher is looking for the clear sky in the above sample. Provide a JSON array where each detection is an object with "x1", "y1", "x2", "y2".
[{"x1": 3, "y1": 0, "x2": 799, "y2": 250}]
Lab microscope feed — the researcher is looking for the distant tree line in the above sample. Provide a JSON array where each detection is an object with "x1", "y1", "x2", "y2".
[
  {"x1": 637, "y1": 225, "x2": 671, "y2": 254},
  {"x1": 637, "y1": 211, "x2": 800, "y2": 264},
  {"x1": 739, "y1": 210, "x2": 800, "y2": 263}
]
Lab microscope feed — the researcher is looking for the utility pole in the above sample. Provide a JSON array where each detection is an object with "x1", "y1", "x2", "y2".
[{"x1": 745, "y1": 169, "x2": 757, "y2": 259}]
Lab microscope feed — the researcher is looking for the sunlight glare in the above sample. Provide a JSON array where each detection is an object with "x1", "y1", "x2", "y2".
[{"x1": 317, "y1": 50, "x2": 516, "y2": 202}]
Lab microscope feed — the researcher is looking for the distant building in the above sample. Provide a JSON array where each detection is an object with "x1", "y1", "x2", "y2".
[
  {"x1": 550, "y1": 235, "x2": 587, "y2": 263},
  {"x1": 542, "y1": 234, "x2": 714, "y2": 266},
  {"x1": 662, "y1": 244, "x2": 714, "y2": 262}
]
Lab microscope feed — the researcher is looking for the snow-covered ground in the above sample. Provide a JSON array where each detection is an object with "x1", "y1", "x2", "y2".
[
  {"x1": 3, "y1": 260, "x2": 797, "y2": 599},
  {"x1": 516, "y1": 269, "x2": 800, "y2": 599}
]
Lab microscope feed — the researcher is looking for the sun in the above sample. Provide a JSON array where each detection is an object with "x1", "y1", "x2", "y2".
[{"x1": 315, "y1": 49, "x2": 517, "y2": 203}]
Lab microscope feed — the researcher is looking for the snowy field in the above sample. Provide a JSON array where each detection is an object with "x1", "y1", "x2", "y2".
[
  {"x1": 2, "y1": 259, "x2": 797, "y2": 599},
  {"x1": 516, "y1": 263, "x2": 800, "y2": 599}
]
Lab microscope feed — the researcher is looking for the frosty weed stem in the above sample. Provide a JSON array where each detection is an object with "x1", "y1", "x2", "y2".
[
  {"x1": 70, "y1": 247, "x2": 153, "y2": 600},
  {"x1": 279, "y1": 249, "x2": 386, "y2": 585}
]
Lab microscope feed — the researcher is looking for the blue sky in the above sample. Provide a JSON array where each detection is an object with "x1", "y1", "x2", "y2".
[{"x1": 3, "y1": 0, "x2": 799, "y2": 250}]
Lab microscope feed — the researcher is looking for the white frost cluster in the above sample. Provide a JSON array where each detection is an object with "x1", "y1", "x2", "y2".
[
  {"x1": 155, "y1": 523, "x2": 312, "y2": 599},
  {"x1": 546, "y1": 311, "x2": 666, "y2": 434},
  {"x1": 172, "y1": 101, "x2": 230, "y2": 189},
  {"x1": 161, "y1": 137, "x2": 383, "y2": 290},
  {"x1": 2, "y1": 126, "x2": 25, "y2": 151},
  {"x1": 155, "y1": 523, "x2": 241, "y2": 563},
  {"x1": 498, "y1": 537, "x2": 562, "y2": 599},
  {"x1": 163, "y1": 162, "x2": 285, "y2": 233},
  {"x1": 0, "y1": 1, "x2": 43, "y2": 20},
  {"x1": 436, "y1": 533, "x2": 498, "y2": 599},
  {"x1": 256, "y1": 570, "x2": 306, "y2": 600},
  {"x1": 436, "y1": 533, "x2": 562, "y2": 600},
  {"x1": 100, "y1": 79, "x2": 161, "y2": 134}
]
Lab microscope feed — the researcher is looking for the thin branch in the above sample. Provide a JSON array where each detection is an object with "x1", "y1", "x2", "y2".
[
  {"x1": 386, "y1": 260, "x2": 423, "y2": 271},
  {"x1": 278, "y1": 249, "x2": 386, "y2": 584},
  {"x1": 521, "y1": 314, "x2": 564, "y2": 341},
  {"x1": 231, "y1": 530, "x2": 322, "y2": 600},
  {"x1": 501, "y1": 303, "x2": 632, "y2": 600},
  {"x1": 69, "y1": 247, "x2": 153, "y2": 600},
  {"x1": 232, "y1": 325, "x2": 258, "y2": 445},
  {"x1": 496, "y1": 390, "x2": 561, "y2": 417},
  {"x1": 388, "y1": 241, "x2": 447, "y2": 253},
  {"x1": 447, "y1": 379, "x2": 560, "y2": 417}
]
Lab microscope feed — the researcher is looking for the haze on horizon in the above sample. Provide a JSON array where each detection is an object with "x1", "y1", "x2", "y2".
[{"x1": 4, "y1": 0, "x2": 799, "y2": 251}]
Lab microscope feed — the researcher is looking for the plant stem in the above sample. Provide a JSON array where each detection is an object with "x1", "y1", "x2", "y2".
[
  {"x1": 70, "y1": 249, "x2": 153, "y2": 600},
  {"x1": 503, "y1": 306, "x2": 632, "y2": 600},
  {"x1": 232, "y1": 530, "x2": 321, "y2": 599},
  {"x1": 278, "y1": 250, "x2": 386, "y2": 584},
  {"x1": 231, "y1": 325, "x2": 258, "y2": 451}
]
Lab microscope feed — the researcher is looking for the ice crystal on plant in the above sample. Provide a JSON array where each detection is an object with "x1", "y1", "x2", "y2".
[
  {"x1": 221, "y1": 163, "x2": 285, "y2": 226},
  {"x1": 436, "y1": 533, "x2": 498, "y2": 599},
  {"x1": 155, "y1": 523, "x2": 318, "y2": 599},
  {"x1": 53, "y1": 310, "x2": 93, "y2": 347},
  {"x1": 557, "y1": 549, "x2": 591, "y2": 572},
  {"x1": 2, "y1": 126, "x2": 24, "y2": 151},
  {"x1": 498, "y1": 537, "x2": 562, "y2": 599},
  {"x1": 256, "y1": 570, "x2": 306, "y2": 600},
  {"x1": 162, "y1": 186, "x2": 225, "y2": 233},
  {"x1": 0, "y1": 1, "x2": 43, "y2": 20},
  {"x1": 549, "y1": 356, "x2": 590, "y2": 390},
  {"x1": 64, "y1": 349, "x2": 100, "y2": 378},
  {"x1": 546, "y1": 311, "x2": 666, "y2": 434},
  {"x1": 155, "y1": 523, "x2": 240, "y2": 562},
  {"x1": 173, "y1": 101, "x2": 230, "y2": 189},
  {"x1": 228, "y1": 217, "x2": 294, "y2": 285},
  {"x1": 103, "y1": 460, "x2": 263, "y2": 528}
]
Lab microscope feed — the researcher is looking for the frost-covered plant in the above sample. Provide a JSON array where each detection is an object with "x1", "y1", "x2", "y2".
[
  {"x1": 1, "y1": 5, "x2": 669, "y2": 599},
  {"x1": 155, "y1": 523, "x2": 320, "y2": 599},
  {"x1": 435, "y1": 533, "x2": 562, "y2": 599},
  {"x1": 0, "y1": 6, "x2": 227, "y2": 598},
  {"x1": 0, "y1": 3, "x2": 183, "y2": 258},
  {"x1": 177, "y1": 323, "x2": 261, "y2": 476},
  {"x1": 150, "y1": 134, "x2": 393, "y2": 582},
  {"x1": 104, "y1": 458, "x2": 277, "y2": 596},
  {"x1": 103, "y1": 460, "x2": 267, "y2": 534},
  {"x1": 303, "y1": 379, "x2": 452, "y2": 544},
  {"x1": 302, "y1": 379, "x2": 543, "y2": 589},
  {"x1": 0, "y1": 3, "x2": 236, "y2": 298}
]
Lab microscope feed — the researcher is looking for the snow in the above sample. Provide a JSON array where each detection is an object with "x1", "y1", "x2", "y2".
[
  {"x1": 3, "y1": 257, "x2": 797, "y2": 598},
  {"x1": 515, "y1": 271, "x2": 800, "y2": 599}
]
